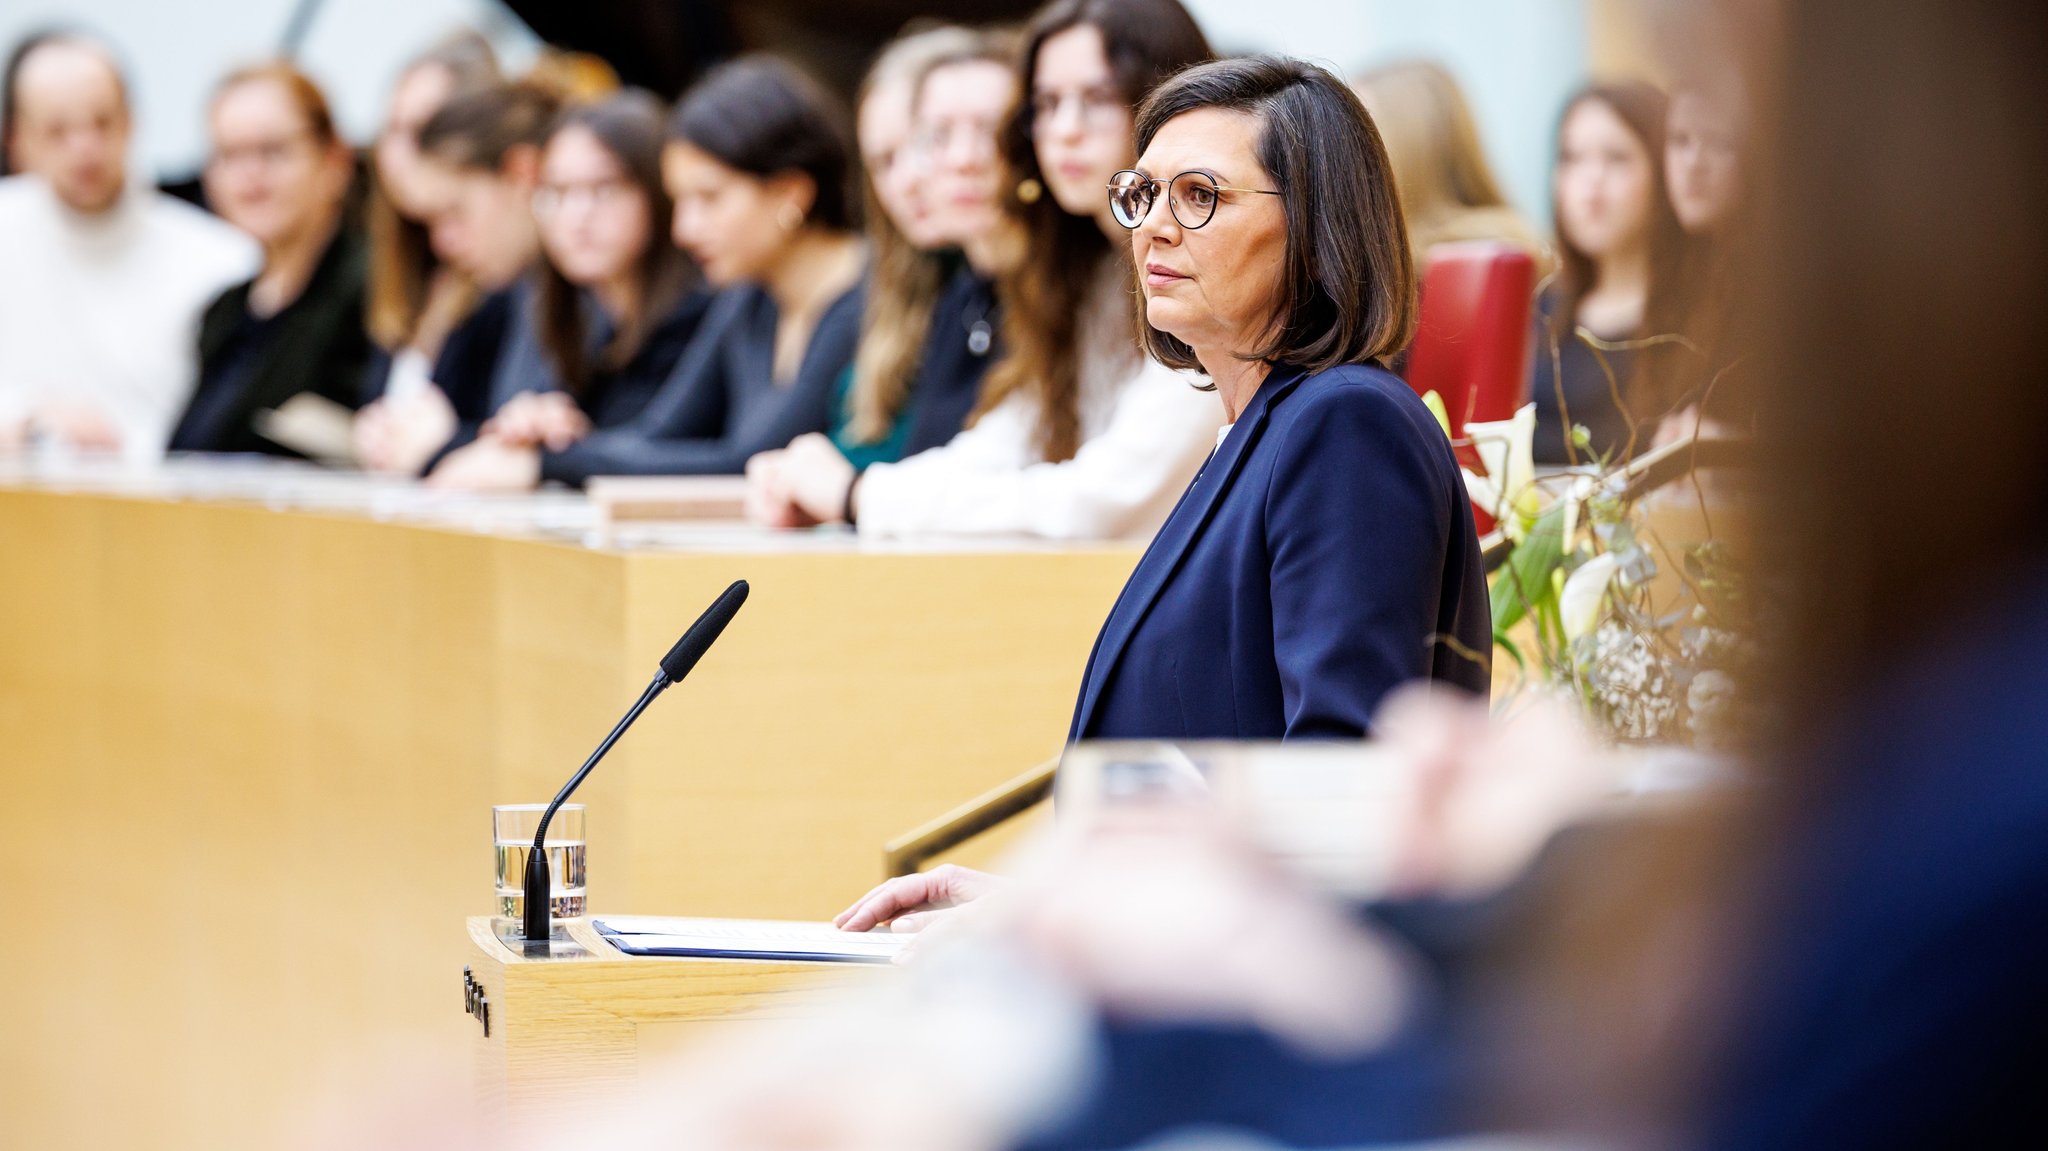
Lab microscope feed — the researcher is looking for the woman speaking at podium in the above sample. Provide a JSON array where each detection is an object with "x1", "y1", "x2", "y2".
[{"x1": 838, "y1": 55, "x2": 1491, "y2": 932}]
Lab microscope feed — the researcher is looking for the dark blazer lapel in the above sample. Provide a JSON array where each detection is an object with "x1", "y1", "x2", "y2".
[{"x1": 1071, "y1": 365, "x2": 1309, "y2": 736}]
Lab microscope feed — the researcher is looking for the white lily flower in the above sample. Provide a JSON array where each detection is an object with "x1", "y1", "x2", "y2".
[
  {"x1": 1559, "y1": 552, "x2": 1621, "y2": 643},
  {"x1": 1461, "y1": 403, "x2": 1537, "y2": 535}
]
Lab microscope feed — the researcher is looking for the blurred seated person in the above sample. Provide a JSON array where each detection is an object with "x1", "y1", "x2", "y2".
[
  {"x1": 436, "y1": 57, "x2": 866, "y2": 489},
  {"x1": 822, "y1": 24, "x2": 991, "y2": 472},
  {"x1": 351, "y1": 80, "x2": 556, "y2": 475},
  {"x1": 744, "y1": 33, "x2": 1019, "y2": 518},
  {"x1": 755, "y1": 0, "x2": 1225, "y2": 541},
  {"x1": 835, "y1": 56, "x2": 1492, "y2": 933},
  {"x1": 166, "y1": 63, "x2": 367, "y2": 457},
  {"x1": 360, "y1": 34, "x2": 499, "y2": 407},
  {"x1": 1656, "y1": 74, "x2": 1751, "y2": 447},
  {"x1": 1352, "y1": 57, "x2": 1548, "y2": 272},
  {"x1": 1530, "y1": 82, "x2": 1693, "y2": 465},
  {"x1": 0, "y1": 31, "x2": 257, "y2": 457},
  {"x1": 426, "y1": 91, "x2": 706, "y2": 486}
]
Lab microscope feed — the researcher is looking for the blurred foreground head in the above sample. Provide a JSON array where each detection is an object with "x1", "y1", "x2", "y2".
[
  {"x1": 1756, "y1": 0, "x2": 2048, "y2": 730},
  {"x1": 1502, "y1": 0, "x2": 2048, "y2": 1142}
]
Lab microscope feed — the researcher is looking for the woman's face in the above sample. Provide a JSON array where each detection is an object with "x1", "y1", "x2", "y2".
[
  {"x1": 663, "y1": 140, "x2": 803, "y2": 287},
  {"x1": 916, "y1": 59, "x2": 1016, "y2": 241},
  {"x1": 375, "y1": 63, "x2": 454, "y2": 220},
  {"x1": 1555, "y1": 98, "x2": 1655, "y2": 260},
  {"x1": 203, "y1": 78, "x2": 348, "y2": 250},
  {"x1": 1031, "y1": 23, "x2": 1133, "y2": 222},
  {"x1": 859, "y1": 74, "x2": 944, "y2": 248},
  {"x1": 1665, "y1": 90, "x2": 1741, "y2": 234},
  {"x1": 1127, "y1": 107, "x2": 1289, "y2": 361},
  {"x1": 535, "y1": 125, "x2": 652, "y2": 291},
  {"x1": 416, "y1": 152, "x2": 538, "y2": 289}
]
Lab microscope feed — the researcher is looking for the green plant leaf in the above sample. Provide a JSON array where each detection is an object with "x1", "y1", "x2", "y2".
[
  {"x1": 1494, "y1": 632, "x2": 1525, "y2": 671},
  {"x1": 1490, "y1": 501, "x2": 1567, "y2": 634}
]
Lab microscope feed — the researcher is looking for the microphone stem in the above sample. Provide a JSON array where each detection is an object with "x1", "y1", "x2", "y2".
[{"x1": 523, "y1": 672, "x2": 670, "y2": 940}]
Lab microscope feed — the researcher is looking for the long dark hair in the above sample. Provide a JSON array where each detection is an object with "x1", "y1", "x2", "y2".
[
  {"x1": 667, "y1": 55, "x2": 857, "y2": 231},
  {"x1": 1133, "y1": 55, "x2": 1416, "y2": 374},
  {"x1": 1547, "y1": 83, "x2": 1692, "y2": 408},
  {"x1": 533, "y1": 90, "x2": 695, "y2": 400},
  {"x1": 981, "y1": 0, "x2": 1212, "y2": 463}
]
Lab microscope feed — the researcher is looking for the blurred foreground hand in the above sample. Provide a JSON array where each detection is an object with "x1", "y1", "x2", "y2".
[{"x1": 353, "y1": 386, "x2": 456, "y2": 476}]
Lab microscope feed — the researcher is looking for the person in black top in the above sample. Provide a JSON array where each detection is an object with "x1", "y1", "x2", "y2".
[
  {"x1": 426, "y1": 90, "x2": 706, "y2": 487},
  {"x1": 169, "y1": 64, "x2": 367, "y2": 457},
  {"x1": 351, "y1": 80, "x2": 553, "y2": 476},
  {"x1": 437, "y1": 57, "x2": 868, "y2": 489},
  {"x1": 1529, "y1": 82, "x2": 1692, "y2": 465},
  {"x1": 356, "y1": 35, "x2": 500, "y2": 410}
]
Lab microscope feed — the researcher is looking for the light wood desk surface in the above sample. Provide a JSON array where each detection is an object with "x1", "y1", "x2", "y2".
[{"x1": 0, "y1": 478, "x2": 1135, "y2": 1149}]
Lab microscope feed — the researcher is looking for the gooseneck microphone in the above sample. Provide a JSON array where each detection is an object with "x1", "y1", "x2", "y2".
[{"x1": 523, "y1": 579, "x2": 750, "y2": 940}]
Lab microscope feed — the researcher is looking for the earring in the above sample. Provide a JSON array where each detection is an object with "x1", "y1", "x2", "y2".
[
  {"x1": 777, "y1": 202, "x2": 805, "y2": 232},
  {"x1": 1015, "y1": 177, "x2": 1043, "y2": 205}
]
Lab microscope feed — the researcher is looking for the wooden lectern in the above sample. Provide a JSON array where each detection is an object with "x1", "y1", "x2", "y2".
[{"x1": 464, "y1": 917, "x2": 885, "y2": 1124}]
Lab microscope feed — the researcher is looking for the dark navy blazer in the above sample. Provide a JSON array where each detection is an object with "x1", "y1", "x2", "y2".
[{"x1": 1069, "y1": 361, "x2": 1491, "y2": 742}]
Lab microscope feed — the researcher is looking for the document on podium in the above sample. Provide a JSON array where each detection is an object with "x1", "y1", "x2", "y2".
[{"x1": 593, "y1": 916, "x2": 907, "y2": 964}]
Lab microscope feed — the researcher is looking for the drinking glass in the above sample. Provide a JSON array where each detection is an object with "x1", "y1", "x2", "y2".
[{"x1": 493, "y1": 804, "x2": 586, "y2": 919}]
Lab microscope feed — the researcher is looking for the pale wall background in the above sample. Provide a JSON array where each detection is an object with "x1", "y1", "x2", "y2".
[{"x1": 5, "y1": 0, "x2": 1597, "y2": 220}]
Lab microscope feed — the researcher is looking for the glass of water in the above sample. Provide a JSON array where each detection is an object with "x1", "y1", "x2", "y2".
[{"x1": 493, "y1": 804, "x2": 586, "y2": 919}]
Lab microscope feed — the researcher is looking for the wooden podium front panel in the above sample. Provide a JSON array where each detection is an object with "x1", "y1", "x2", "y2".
[
  {"x1": 0, "y1": 488, "x2": 1135, "y2": 1150},
  {"x1": 464, "y1": 918, "x2": 876, "y2": 1126}
]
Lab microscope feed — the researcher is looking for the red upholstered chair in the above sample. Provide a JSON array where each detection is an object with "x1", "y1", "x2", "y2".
[
  {"x1": 1404, "y1": 240, "x2": 1538, "y2": 435},
  {"x1": 1402, "y1": 241, "x2": 1538, "y2": 533}
]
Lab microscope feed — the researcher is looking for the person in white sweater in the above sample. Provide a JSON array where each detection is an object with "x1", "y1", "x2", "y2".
[
  {"x1": 750, "y1": 0, "x2": 1222, "y2": 542},
  {"x1": 0, "y1": 34, "x2": 257, "y2": 459}
]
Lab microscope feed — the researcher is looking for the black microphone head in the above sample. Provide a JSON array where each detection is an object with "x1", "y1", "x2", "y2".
[{"x1": 659, "y1": 579, "x2": 749, "y2": 683}]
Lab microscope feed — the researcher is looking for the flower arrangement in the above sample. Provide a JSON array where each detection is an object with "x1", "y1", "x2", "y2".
[{"x1": 1457, "y1": 403, "x2": 1751, "y2": 748}]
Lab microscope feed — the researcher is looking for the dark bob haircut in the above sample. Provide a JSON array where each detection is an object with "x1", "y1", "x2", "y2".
[
  {"x1": 668, "y1": 55, "x2": 858, "y2": 231},
  {"x1": 1133, "y1": 54, "x2": 1416, "y2": 373}
]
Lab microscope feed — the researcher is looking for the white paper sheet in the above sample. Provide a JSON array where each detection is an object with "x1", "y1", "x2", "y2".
[{"x1": 594, "y1": 916, "x2": 907, "y2": 963}]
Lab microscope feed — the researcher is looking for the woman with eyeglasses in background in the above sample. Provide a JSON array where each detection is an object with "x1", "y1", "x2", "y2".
[
  {"x1": 167, "y1": 62, "x2": 367, "y2": 457},
  {"x1": 425, "y1": 91, "x2": 707, "y2": 489},
  {"x1": 759, "y1": 0, "x2": 1224, "y2": 540},
  {"x1": 743, "y1": 22, "x2": 997, "y2": 514}
]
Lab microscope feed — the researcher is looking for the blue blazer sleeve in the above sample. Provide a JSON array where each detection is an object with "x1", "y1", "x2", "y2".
[{"x1": 1263, "y1": 377, "x2": 1464, "y2": 737}]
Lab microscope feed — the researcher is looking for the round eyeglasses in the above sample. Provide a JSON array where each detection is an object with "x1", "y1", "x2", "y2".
[{"x1": 1106, "y1": 169, "x2": 1283, "y2": 230}]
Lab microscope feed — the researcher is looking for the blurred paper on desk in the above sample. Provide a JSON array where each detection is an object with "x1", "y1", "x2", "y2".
[
  {"x1": 255, "y1": 392, "x2": 358, "y2": 467},
  {"x1": 595, "y1": 916, "x2": 908, "y2": 963},
  {"x1": 1055, "y1": 741, "x2": 1415, "y2": 900}
]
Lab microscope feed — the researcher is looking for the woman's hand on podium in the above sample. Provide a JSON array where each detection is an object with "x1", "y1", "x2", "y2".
[{"x1": 833, "y1": 863, "x2": 1003, "y2": 933}]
